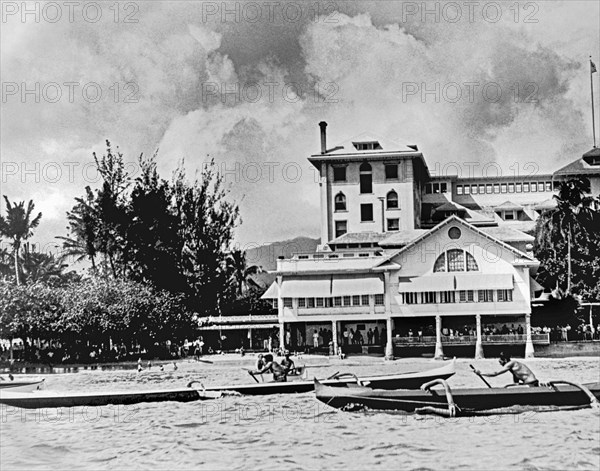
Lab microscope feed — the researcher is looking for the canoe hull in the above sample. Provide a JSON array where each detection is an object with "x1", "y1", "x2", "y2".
[
  {"x1": 314, "y1": 381, "x2": 600, "y2": 413},
  {"x1": 204, "y1": 361, "x2": 456, "y2": 395},
  {"x1": 0, "y1": 388, "x2": 218, "y2": 409},
  {"x1": 0, "y1": 380, "x2": 45, "y2": 392}
]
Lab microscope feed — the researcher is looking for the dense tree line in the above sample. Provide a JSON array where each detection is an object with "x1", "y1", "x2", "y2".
[{"x1": 0, "y1": 141, "x2": 272, "y2": 360}]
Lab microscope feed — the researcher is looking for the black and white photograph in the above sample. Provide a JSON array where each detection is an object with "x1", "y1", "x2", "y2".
[{"x1": 1, "y1": 1, "x2": 599, "y2": 469}]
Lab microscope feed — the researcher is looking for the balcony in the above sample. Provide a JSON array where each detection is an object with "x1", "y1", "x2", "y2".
[{"x1": 392, "y1": 333, "x2": 550, "y2": 346}]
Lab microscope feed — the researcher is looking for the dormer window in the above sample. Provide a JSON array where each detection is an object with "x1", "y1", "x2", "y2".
[{"x1": 354, "y1": 141, "x2": 382, "y2": 151}]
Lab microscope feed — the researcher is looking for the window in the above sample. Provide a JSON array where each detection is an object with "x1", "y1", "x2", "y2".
[
  {"x1": 387, "y1": 190, "x2": 398, "y2": 209},
  {"x1": 545, "y1": 182, "x2": 552, "y2": 191},
  {"x1": 494, "y1": 184, "x2": 500, "y2": 194},
  {"x1": 523, "y1": 183, "x2": 530, "y2": 192},
  {"x1": 531, "y1": 182, "x2": 537, "y2": 192},
  {"x1": 447, "y1": 249, "x2": 465, "y2": 272},
  {"x1": 352, "y1": 295, "x2": 360, "y2": 305},
  {"x1": 359, "y1": 162, "x2": 372, "y2": 194},
  {"x1": 501, "y1": 183, "x2": 507, "y2": 193},
  {"x1": 457, "y1": 185, "x2": 463, "y2": 195},
  {"x1": 361, "y1": 295, "x2": 369, "y2": 305},
  {"x1": 508, "y1": 183, "x2": 514, "y2": 193},
  {"x1": 466, "y1": 252, "x2": 479, "y2": 271},
  {"x1": 405, "y1": 292, "x2": 418, "y2": 304},
  {"x1": 272, "y1": 299, "x2": 278, "y2": 309},
  {"x1": 334, "y1": 193, "x2": 346, "y2": 211},
  {"x1": 334, "y1": 297, "x2": 342, "y2": 307},
  {"x1": 316, "y1": 298, "x2": 324, "y2": 307},
  {"x1": 497, "y1": 289, "x2": 513, "y2": 302},
  {"x1": 478, "y1": 290, "x2": 493, "y2": 302},
  {"x1": 361, "y1": 204, "x2": 373, "y2": 222},
  {"x1": 333, "y1": 166, "x2": 346, "y2": 182},
  {"x1": 441, "y1": 291, "x2": 456, "y2": 303},
  {"x1": 479, "y1": 184, "x2": 485, "y2": 194},
  {"x1": 298, "y1": 298, "x2": 306, "y2": 308},
  {"x1": 486, "y1": 184, "x2": 493, "y2": 194},
  {"x1": 441, "y1": 183, "x2": 448, "y2": 193},
  {"x1": 464, "y1": 185, "x2": 471, "y2": 195},
  {"x1": 374, "y1": 294, "x2": 385, "y2": 306},
  {"x1": 504, "y1": 211, "x2": 515, "y2": 220},
  {"x1": 466, "y1": 290, "x2": 474, "y2": 302},
  {"x1": 335, "y1": 221, "x2": 347, "y2": 238},
  {"x1": 385, "y1": 164, "x2": 398, "y2": 180},
  {"x1": 434, "y1": 252, "x2": 446, "y2": 272},
  {"x1": 387, "y1": 218, "x2": 399, "y2": 231},
  {"x1": 421, "y1": 292, "x2": 437, "y2": 304},
  {"x1": 516, "y1": 182, "x2": 522, "y2": 193},
  {"x1": 471, "y1": 185, "x2": 478, "y2": 195},
  {"x1": 448, "y1": 227, "x2": 461, "y2": 240},
  {"x1": 460, "y1": 290, "x2": 475, "y2": 302},
  {"x1": 307, "y1": 298, "x2": 315, "y2": 308},
  {"x1": 283, "y1": 298, "x2": 293, "y2": 308},
  {"x1": 343, "y1": 296, "x2": 351, "y2": 306}
]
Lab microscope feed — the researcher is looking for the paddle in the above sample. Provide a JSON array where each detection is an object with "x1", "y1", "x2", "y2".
[
  {"x1": 242, "y1": 368, "x2": 260, "y2": 383},
  {"x1": 470, "y1": 364, "x2": 492, "y2": 388},
  {"x1": 197, "y1": 359, "x2": 213, "y2": 364}
]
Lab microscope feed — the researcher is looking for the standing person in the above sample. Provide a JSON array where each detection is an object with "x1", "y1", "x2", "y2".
[
  {"x1": 312, "y1": 330, "x2": 319, "y2": 349},
  {"x1": 474, "y1": 352, "x2": 539, "y2": 387},
  {"x1": 373, "y1": 326, "x2": 380, "y2": 345},
  {"x1": 343, "y1": 328, "x2": 349, "y2": 346},
  {"x1": 367, "y1": 328, "x2": 373, "y2": 345}
]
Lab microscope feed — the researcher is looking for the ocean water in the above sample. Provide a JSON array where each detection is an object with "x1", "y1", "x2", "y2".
[{"x1": 1, "y1": 357, "x2": 599, "y2": 470}]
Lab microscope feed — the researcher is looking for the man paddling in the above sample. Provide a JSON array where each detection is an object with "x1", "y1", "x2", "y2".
[
  {"x1": 252, "y1": 354, "x2": 289, "y2": 382},
  {"x1": 280, "y1": 351, "x2": 296, "y2": 375},
  {"x1": 474, "y1": 352, "x2": 539, "y2": 387}
]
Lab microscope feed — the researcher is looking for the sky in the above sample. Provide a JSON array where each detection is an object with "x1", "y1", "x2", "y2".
[{"x1": 1, "y1": 0, "x2": 599, "y2": 255}]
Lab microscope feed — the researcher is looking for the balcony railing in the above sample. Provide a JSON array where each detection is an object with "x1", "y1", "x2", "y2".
[{"x1": 393, "y1": 333, "x2": 550, "y2": 346}]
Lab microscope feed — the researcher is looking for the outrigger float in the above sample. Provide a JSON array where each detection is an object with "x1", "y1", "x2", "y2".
[
  {"x1": 314, "y1": 378, "x2": 600, "y2": 417},
  {"x1": 0, "y1": 361, "x2": 455, "y2": 409},
  {"x1": 0, "y1": 378, "x2": 45, "y2": 392}
]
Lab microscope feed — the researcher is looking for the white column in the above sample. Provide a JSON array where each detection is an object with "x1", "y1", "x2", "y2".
[
  {"x1": 319, "y1": 162, "x2": 330, "y2": 245},
  {"x1": 525, "y1": 313, "x2": 534, "y2": 358},
  {"x1": 332, "y1": 320, "x2": 338, "y2": 357},
  {"x1": 279, "y1": 322, "x2": 286, "y2": 351},
  {"x1": 385, "y1": 317, "x2": 394, "y2": 360},
  {"x1": 475, "y1": 314, "x2": 484, "y2": 359},
  {"x1": 434, "y1": 315, "x2": 444, "y2": 360}
]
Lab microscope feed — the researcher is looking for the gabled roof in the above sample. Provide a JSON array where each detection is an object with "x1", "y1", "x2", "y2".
[
  {"x1": 375, "y1": 215, "x2": 536, "y2": 267},
  {"x1": 554, "y1": 151, "x2": 600, "y2": 176},
  {"x1": 323, "y1": 131, "x2": 418, "y2": 155},
  {"x1": 494, "y1": 201, "x2": 524, "y2": 211}
]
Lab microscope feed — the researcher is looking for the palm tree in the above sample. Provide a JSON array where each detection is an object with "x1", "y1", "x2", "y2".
[
  {"x1": 0, "y1": 197, "x2": 42, "y2": 285},
  {"x1": 547, "y1": 178, "x2": 593, "y2": 294},
  {"x1": 226, "y1": 249, "x2": 263, "y2": 297},
  {"x1": 19, "y1": 243, "x2": 69, "y2": 284}
]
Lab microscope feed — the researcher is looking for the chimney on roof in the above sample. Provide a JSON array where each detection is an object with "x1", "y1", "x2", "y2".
[{"x1": 319, "y1": 121, "x2": 327, "y2": 154}]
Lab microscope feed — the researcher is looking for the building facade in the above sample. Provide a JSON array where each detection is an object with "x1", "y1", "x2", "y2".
[{"x1": 262, "y1": 122, "x2": 600, "y2": 359}]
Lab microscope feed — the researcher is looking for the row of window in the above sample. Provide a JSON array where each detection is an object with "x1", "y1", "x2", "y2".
[
  {"x1": 334, "y1": 191, "x2": 399, "y2": 212},
  {"x1": 456, "y1": 181, "x2": 556, "y2": 196},
  {"x1": 425, "y1": 182, "x2": 448, "y2": 194},
  {"x1": 278, "y1": 294, "x2": 386, "y2": 309},
  {"x1": 402, "y1": 289, "x2": 513, "y2": 305},
  {"x1": 333, "y1": 162, "x2": 400, "y2": 192}
]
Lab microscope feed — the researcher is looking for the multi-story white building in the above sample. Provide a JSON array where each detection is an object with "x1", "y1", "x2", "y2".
[{"x1": 262, "y1": 122, "x2": 600, "y2": 359}]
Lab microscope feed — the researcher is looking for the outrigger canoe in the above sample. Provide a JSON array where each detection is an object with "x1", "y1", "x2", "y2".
[
  {"x1": 0, "y1": 378, "x2": 45, "y2": 392},
  {"x1": 314, "y1": 377, "x2": 600, "y2": 417},
  {"x1": 201, "y1": 360, "x2": 456, "y2": 396},
  {"x1": 0, "y1": 362, "x2": 455, "y2": 409}
]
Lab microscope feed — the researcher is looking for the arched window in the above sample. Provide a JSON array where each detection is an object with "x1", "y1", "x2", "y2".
[
  {"x1": 335, "y1": 192, "x2": 346, "y2": 211},
  {"x1": 359, "y1": 162, "x2": 372, "y2": 194},
  {"x1": 433, "y1": 249, "x2": 479, "y2": 272},
  {"x1": 466, "y1": 252, "x2": 479, "y2": 271},
  {"x1": 433, "y1": 253, "x2": 446, "y2": 272},
  {"x1": 386, "y1": 190, "x2": 398, "y2": 209}
]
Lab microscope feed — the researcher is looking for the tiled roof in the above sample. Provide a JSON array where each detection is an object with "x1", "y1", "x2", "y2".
[
  {"x1": 554, "y1": 155, "x2": 600, "y2": 176},
  {"x1": 379, "y1": 229, "x2": 428, "y2": 247},
  {"x1": 329, "y1": 232, "x2": 388, "y2": 244},
  {"x1": 479, "y1": 226, "x2": 535, "y2": 242}
]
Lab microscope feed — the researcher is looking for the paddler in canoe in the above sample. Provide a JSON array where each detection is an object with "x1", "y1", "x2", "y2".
[
  {"x1": 474, "y1": 352, "x2": 539, "y2": 387},
  {"x1": 251, "y1": 353, "x2": 290, "y2": 382}
]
